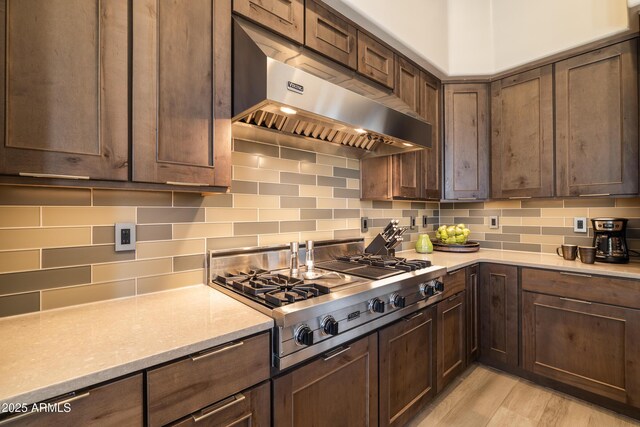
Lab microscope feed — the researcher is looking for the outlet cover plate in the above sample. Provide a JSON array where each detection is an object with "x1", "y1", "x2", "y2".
[
  {"x1": 489, "y1": 216, "x2": 499, "y2": 229},
  {"x1": 574, "y1": 217, "x2": 588, "y2": 233},
  {"x1": 115, "y1": 223, "x2": 136, "y2": 252}
]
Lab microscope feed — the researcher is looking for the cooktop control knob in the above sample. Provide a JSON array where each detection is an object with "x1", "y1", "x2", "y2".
[
  {"x1": 369, "y1": 298, "x2": 385, "y2": 314},
  {"x1": 321, "y1": 316, "x2": 339, "y2": 336},
  {"x1": 294, "y1": 324, "x2": 314, "y2": 346},
  {"x1": 419, "y1": 282, "x2": 436, "y2": 298},
  {"x1": 389, "y1": 293, "x2": 406, "y2": 309},
  {"x1": 434, "y1": 280, "x2": 445, "y2": 293}
]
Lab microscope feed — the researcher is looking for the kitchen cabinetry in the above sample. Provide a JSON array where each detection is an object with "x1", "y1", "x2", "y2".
[
  {"x1": 0, "y1": 0, "x2": 129, "y2": 181},
  {"x1": 305, "y1": 0, "x2": 357, "y2": 69},
  {"x1": 0, "y1": 374, "x2": 143, "y2": 427},
  {"x1": 491, "y1": 66, "x2": 554, "y2": 199},
  {"x1": 273, "y1": 333, "x2": 378, "y2": 427},
  {"x1": 421, "y1": 72, "x2": 442, "y2": 200},
  {"x1": 437, "y1": 290, "x2": 466, "y2": 392},
  {"x1": 146, "y1": 332, "x2": 270, "y2": 427},
  {"x1": 466, "y1": 264, "x2": 480, "y2": 363},
  {"x1": 444, "y1": 83, "x2": 490, "y2": 200},
  {"x1": 555, "y1": 39, "x2": 639, "y2": 197},
  {"x1": 133, "y1": 0, "x2": 232, "y2": 187},
  {"x1": 378, "y1": 307, "x2": 436, "y2": 427},
  {"x1": 479, "y1": 264, "x2": 518, "y2": 369},
  {"x1": 233, "y1": 0, "x2": 304, "y2": 44},
  {"x1": 357, "y1": 31, "x2": 395, "y2": 89}
]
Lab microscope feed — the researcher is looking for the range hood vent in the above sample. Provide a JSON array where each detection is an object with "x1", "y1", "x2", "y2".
[{"x1": 233, "y1": 18, "x2": 431, "y2": 159}]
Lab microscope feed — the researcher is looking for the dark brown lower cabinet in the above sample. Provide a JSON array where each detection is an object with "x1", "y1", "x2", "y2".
[
  {"x1": 479, "y1": 264, "x2": 518, "y2": 369},
  {"x1": 379, "y1": 307, "x2": 436, "y2": 427},
  {"x1": 523, "y1": 292, "x2": 640, "y2": 408},
  {"x1": 273, "y1": 333, "x2": 378, "y2": 427},
  {"x1": 466, "y1": 265, "x2": 480, "y2": 363},
  {"x1": 437, "y1": 291, "x2": 466, "y2": 392}
]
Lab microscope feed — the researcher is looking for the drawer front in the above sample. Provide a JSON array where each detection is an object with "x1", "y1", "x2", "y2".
[
  {"x1": 170, "y1": 381, "x2": 270, "y2": 427},
  {"x1": 233, "y1": 0, "x2": 304, "y2": 44},
  {"x1": 522, "y1": 268, "x2": 640, "y2": 309},
  {"x1": 147, "y1": 332, "x2": 270, "y2": 427},
  {"x1": 305, "y1": 0, "x2": 356, "y2": 69},
  {"x1": 357, "y1": 30, "x2": 395, "y2": 89},
  {"x1": 442, "y1": 268, "x2": 466, "y2": 299},
  {"x1": 0, "y1": 374, "x2": 143, "y2": 427}
]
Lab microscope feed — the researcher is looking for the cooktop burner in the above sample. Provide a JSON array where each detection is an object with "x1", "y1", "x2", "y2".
[{"x1": 338, "y1": 254, "x2": 431, "y2": 270}]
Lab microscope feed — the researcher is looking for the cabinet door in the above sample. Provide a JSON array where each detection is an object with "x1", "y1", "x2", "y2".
[
  {"x1": 133, "y1": 0, "x2": 231, "y2": 187},
  {"x1": 444, "y1": 84, "x2": 490, "y2": 200},
  {"x1": 273, "y1": 333, "x2": 378, "y2": 427},
  {"x1": 523, "y1": 292, "x2": 640, "y2": 407},
  {"x1": 233, "y1": 0, "x2": 303, "y2": 44},
  {"x1": 479, "y1": 264, "x2": 518, "y2": 369},
  {"x1": 394, "y1": 57, "x2": 421, "y2": 113},
  {"x1": 466, "y1": 264, "x2": 480, "y2": 363},
  {"x1": 491, "y1": 66, "x2": 554, "y2": 198},
  {"x1": 437, "y1": 291, "x2": 466, "y2": 392},
  {"x1": 305, "y1": 0, "x2": 356, "y2": 69},
  {"x1": 421, "y1": 72, "x2": 442, "y2": 200},
  {"x1": 0, "y1": 0, "x2": 128, "y2": 181},
  {"x1": 360, "y1": 156, "x2": 391, "y2": 200},
  {"x1": 357, "y1": 31, "x2": 395, "y2": 89},
  {"x1": 391, "y1": 151, "x2": 423, "y2": 199},
  {"x1": 379, "y1": 307, "x2": 436, "y2": 427},
  {"x1": 555, "y1": 40, "x2": 639, "y2": 196}
]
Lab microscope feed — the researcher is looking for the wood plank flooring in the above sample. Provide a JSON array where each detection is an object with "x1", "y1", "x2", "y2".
[{"x1": 407, "y1": 365, "x2": 640, "y2": 427}]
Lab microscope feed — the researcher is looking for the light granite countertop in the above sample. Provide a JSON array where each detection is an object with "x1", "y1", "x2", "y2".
[
  {"x1": 0, "y1": 285, "x2": 273, "y2": 407},
  {"x1": 398, "y1": 248, "x2": 640, "y2": 279}
]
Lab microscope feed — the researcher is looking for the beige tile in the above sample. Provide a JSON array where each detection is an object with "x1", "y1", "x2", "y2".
[
  {"x1": 137, "y1": 224, "x2": 172, "y2": 242},
  {"x1": 0, "y1": 250, "x2": 40, "y2": 273},
  {"x1": 346, "y1": 158, "x2": 360, "y2": 170},
  {"x1": 137, "y1": 239, "x2": 204, "y2": 259},
  {"x1": 347, "y1": 178, "x2": 360, "y2": 190},
  {"x1": 521, "y1": 234, "x2": 564, "y2": 244},
  {"x1": 318, "y1": 198, "x2": 346, "y2": 209},
  {"x1": 258, "y1": 156, "x2": 299, "y2": 172},
  {"x1": 259, "y1": 233, "x2": 299, "y2": 246},
  {"x1": 540, "y1": 244, "x2": 558, "y2": 254},
  {"x1": 346, "y1": 218, "x2": 361, "y2": 229},
  {"x1": 0, "y1": 207, "x2": 40, "y2": 227},
  {"x1": 42, "y1": 245, "x2": 134, "y2": 268},
  {"x1": 521, "y1": 199, "x2": 564, "y2": 208},
  {"x1": 137, "y1": 270, "x2": 204, "y2": 294},
  {"x1": 499, "y1": 217, "x2": 522, "y2": 226},
  {"x1": 0, "y1": 186, "x2": 90, "y2": 206},
  {"x1": 231, "y1": 151, "x2": 259, "y2": 168},
  {"x1": 206, "y1": 208, "x2": 257, "y2": 222},
  {"x1": 259, "y1": 209, "x2": 299, "y2": 221},
  {"x1": 207, "y1": 235, "x2": 258, "y2": 251},
  {"x1": 233, "y1": 165, "x2": 279, "y2": 183},
  {"x1": 0, "y1": 292, "x2": 40, "y2": 317},
  {"x1": 334, "y1": 229, "x2": 360, "y2": 239},
  {"x1": 280, "y1": 220, "x2": 315, "y2": 233},
  {"x1": 300, "y1": 162, "x2": 333, "y2": 176},
  {"x1": 93, "y1": 258, "x2": 173, "y2": 282},
  {"x1": 541, "y1": 208, "x2": 588, "y2": 217},
  {"x1": 522, "y1": 217, "x2": 565, "y2": 227},
  {"x1": 173, "y1": 254, "x2": 205, "y2": 272},
  {"x1": 349, "y1": 199, "x2": 369, "y2": 209},
  {"x1": 281, "y1": 197, "x2": 316, "y2": 209},
  {"x1": 483, "y1": 200, "x2": 522, "y2": 209},
  {"x1": 301, "y1": 230, "x2": 334, "y2": 241},
  {"x1": 93, "y1": 226, "x2": 115, "y2": 244},
  {"x1": 362, "y1": 209, "x2": 384, "y2": 218},
  {"x1": 43, "y1": 207, "x2": 136, "y2": 226},
  {"x1": 299, "y1": 185, "x2": 333, "y2": 197},
  {"x1": 233, "y1": 194, "x2": 279, "y2": 208},
  {"x1": 615, "y1": 197, "x2": 640, "y2": 207},
  {"x1": 173, "y1": 192, "x2": 233, "y2": 208},
  {"x1": 42, "y1": 280, "x2": 135, "y2": 310},
  {"x1": 590, "y1": 207, "x2": 640, "y2": 218},
  {"x1": 281, "y1": 171, "x2": 318, "y2": 185},
  {"x1": 317, "y1": 219, "x2": 348, "y2": 231},
  {"x1": 0, "y1": 266, "x2": 91, "y2": 295},
  {"x1": 563, "y1": 198, "x2": 615, "y2": 208},
  {"x1": 93, "y1": 189, "x2": 172, "y2": 206},
  {"x1": 0, "y1": 227, "x2": 91, "y2": 250},
  {"x1": 280, "y1": 147, "x2": 316, "y2": 163},
  {"x1": 138, "y1": 207, "x2": 205, "y2": 224},
  {"x1": 392, "y1": 201, "x2": 413, "y2": 210},
  {"x1": 173, "y1": 223, "x2": 232, "y2": 239},
  {"x1": 316, "y1": 153, "x2": 346, "y2": 167},
  {"x1": 234, "y1": 222, "x2": 279, "y2": 235}
]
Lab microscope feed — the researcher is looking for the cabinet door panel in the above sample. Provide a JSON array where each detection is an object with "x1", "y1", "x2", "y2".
[
  {"x1": 392, "y1": 151, "x2": 422, "y2": 199},
  {"x1": 357, "y1": 31, "x2": 394, "y2": 89},
  {"x1": 466, "y1": 265, "x2": 480, "y2": 363},
  {"x1": 555, "y1": 40, "x2": 638, "y2": 196},
  {"x1": 491, "y1": 66, "x2": 554, "y2": 198},
  {"x1": 0, "y1": 0, "x2": 128, "y2": 180},
  {"x1": 233, "y1": 0, "x2": 304, "y2": 44},
  {"x1": 305, "y1": 0, "x2": 356, "y2": 69},
  {"x1": 421, "y1": 72, "x2": 441, "y2": 200},
  {"x1": 437, "y1": 291, "x2": 466, "y2": 392}
]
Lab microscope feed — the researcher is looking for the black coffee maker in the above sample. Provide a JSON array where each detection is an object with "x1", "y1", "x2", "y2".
[{"x1": 591, "y1": 218, "x2": 629, "y2": 263}]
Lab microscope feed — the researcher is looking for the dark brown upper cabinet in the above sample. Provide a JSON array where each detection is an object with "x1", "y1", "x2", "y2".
[
  {"x1": 555, "y1": 39, "x2": 639, "y2": 197},
  {"x1": 233, "y1": 0, "x2": 304, "y2": 44},
  {"x1": 395, "y1": 57, "x2": 421, "y2": 112},
  {"x1": 444, "y1": 83, "x2": 490, "y2": 200},
  {"x1": 133, "y1": 0, "x2": 232, "y2": 188},
  {"x1": 305, "y1": 0, "x2": 357, "y2": 70},
  {"x1": 360, "y1": 154, "x2": 423, "y2": 200},
  {"x1": 491, "y1": 66, "x2": 554, "y2": 199},
  {"x1": 420, "y1": 72, "x2": 442, "y2": 200},
  {"x1": 357, "y1": 31, "x2": 395, "y2": 89},
  {"x1": 0, "y1": 0, "x2": 129, "y2": 181}
]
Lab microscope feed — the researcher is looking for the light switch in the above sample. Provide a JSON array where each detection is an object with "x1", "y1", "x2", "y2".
[
  {"x1": 489, "y1": 216, "x2": 499, "y2": 229},
  {"x1": 115, "y1": 223, "x2": 136, "y2": 252},
  {"x1": 574, "y1": 217, "x2": 588, "y2": 233}
]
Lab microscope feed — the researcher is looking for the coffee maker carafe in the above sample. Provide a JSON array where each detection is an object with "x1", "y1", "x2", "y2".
[{"x1": 591, "y1": 218, "x2": 629, "y2": 263}]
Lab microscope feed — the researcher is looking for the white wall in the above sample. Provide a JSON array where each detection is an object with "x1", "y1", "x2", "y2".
[{"x1": 447, "y1": 0, "x2": 494, "y2": 75}]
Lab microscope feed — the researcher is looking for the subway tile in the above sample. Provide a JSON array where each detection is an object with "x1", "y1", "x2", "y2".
[
  {"x1": 453, "y1": 217, "x2": 485, "y2": 225},
  {"x1": 317, "y1": 153, "x2": 346, "y2": 167},
  {"x1": 259, "y1": 233, "x2": 299, "y2": 246},
  {"x1": 440, "y1": 203, "x2": 454, "y2": 210},
  {"x1": 0, "y1": 227, "x2": 91, "y2": 251},
  {"x1": 281, "y1": 147, "x2": 316, "y2": 163},
  {"x1": 502, "y1": 226, "x2": 541, "y2": 235},
  {"x1": 317, "y1": 176, "x2": 346, "y2": 188},
  {"x1": 522, "y1": 217, "x2": 565, "y2": 227},
  {"x1": 42, "y1": 245, "x2": 134, "y2": 268},
  {"x1": 372, "y1": 201, "x2": 393, "y2": 209},
  {"x1": 258, "y1": 156, "x2": 299, "y2": 172},
  {"x1": 231, "y1": 180, "x2": 258, "y2": 194},
  {"x1": 483, "y1": 200, "x2": 521, "y2": 209},
  {"x1": 93, "y1": 258, "x2": 173, "y2": 282},
  {"x1": 173, "y1": 254, "x2": 205, "y2": 272},
  {"x1": 333, "y1": 167, "x2": 359, "y2": 179},
  {"x1": 137, "y1": 224, "x2": 173, "y2": 242},
  {"x1": 371, "y1": 218, "x2": 392, "y2": 227},
  {"x1": 348, "y1": 199, "x2": 368, "y2": 209},
  {"x1": 137, "y1": 270, "x2": 204, "y2": 294},
  {"x1": 206, "y1": 208, "x2": 257, "y2": 222},
  {"x1": 234, "y1": 222, "x2": 279, "y2": 235},
  {"x1": 334, "y1": 209, "x2": 360, "y2": 219},
  {"x1": 281, "y1": 197, "x2": 316, "y2": 209},
  {"x1": 411, "y1": 202, "x2": 427, "y2": 209},
  {"x1": 300, "y1": 162, "x2": 333, "y2": 176},
  {"x1": 317, "y1": 198, "x2": 346, "y2": 209},
  {"x1": 402, "y1": 210, "x2": 418, "y2": 217},
  {"x1": 453, "y1": 201, "x2": 485, "y2": 209},
  {"x1": 207, "y1": 235, "x2": 258, "y2": 251},
  {"x1": 259, "y1": 182, "x2": 299, "y2": 196},
  {"x1": 334, "y1": 188, "x2": 360, "y2": 199},
  {"x1": 234, "y1": 166, "x2": 279, "y2": 183},
  {"x1": 499, "y1": 217, "x2": 522, "y2": 226},
  {"x1": 541, "y1": 227, "x2": 579, "y2": 236},
  {"x1": 173, "y1": 223, "x2": 233, "y2": 239},
  {"x1": 521, "y1": 234, "x2": 564, "y2": 245},
  {"x1": 0, "y1": 207, "x2": 40, "y2": 227},
  {"x1": 427, "y1": 217, "x2": 440, "y2": 224},
  {"x1": 346, "y1": 179, "x2": 360, "y2": 190},
  {"x1": 300, "y1": 209, "x2": 333, "y2": 220},
  {"x1": 259, "y1": 209, "x2": 299, "y2": 221},
  {"x1": 564, "y1": 236, "x2": 595, "y2": 246},
  {"x1": 43, "y1": 207, "x2": 135, "y2": 226},
  {"x1": 334, "y1": 229, "x2": 360, "y2": 239},
  {"x1": 234, "y1": 194, "x2": 279, "y2": 208},
  {"x1": 502, "y1": 209, "x2": 540, "y2": 217},
  {"x1": 299, "y1": 185, "x2": 333, "y2": 197},
  {"x1": 485, "y1": 233, "x2": 520, "y2": 242},
  {"x1": 564, "y1": 198, "x2": 615, "y2": 208},
  {"x1": 521, "y1": 199, "x2": 563, "y2": 208},
  {"x1": 137, "y1": 239, "x2": 204, "y2": 259},
  {"x1": 503, "y1": 242, "x2": 541, "y2": 252},
  {"x1": 280, "y1": 220, "x2": 316, "y2": 233},
  {"x1": 173, "y1": 192, "x2": 233, "y2": 208},
  {"x1": 93, "y1": 189, "x2": 172, "y2": 206},
  {"x1": 301, "y1": 230, "x2": 334, "y2": 241},
  {"x1": 138, "y1": 207, "x2": 205, "y2": 224},
  {"x1": 93, "y1": 226, "x2": 115, "y2": 244},
  {"x1": 231, "y1": 151, "x2": 259, "y2": 168},
  {"x1": 346, "y1": 158, "x2": 360, "y2": 170},
  {"x1": 0, "y1": 292, "x2": 40, "y2": 318},
  {"x1": 479, "y1": 240, "x2": 502, "y2": 249},
  {"x1": 469, "y1": 209, "x2": 501, "y2": 217},
  {"x1": 426, "y1": 202, "x2": 439, "y2": 210},
  {"x1": 280, "y1": 172, "x2": 316, "y2": 185},
  {"x1": 541, "y1": 208, "x2": 588, "y2": 217},
  {"x1": 0, "y1": 250, "x2": 40, "y2": 274},
  {"x1": 615, "y1": 198, "x2": 640, "y2": 207},
  {"x1": 42, "y1": 280, "x2": 135, "y2": 310},
  {"x1": 0, "y1": 266, "x2": 91, "y2": 295},
  {"x1": 234, "y1": 139, "x2": 279, "y2": 157},
  {"x1": 590, "y1": 207, "x2": 640, "y2": 218},
  {"x1": 317, "y1": 219, "x2": 347, "y2": 231},
  {"x1": 0, "y1": 185, "x2": 90, "y2": 206}
]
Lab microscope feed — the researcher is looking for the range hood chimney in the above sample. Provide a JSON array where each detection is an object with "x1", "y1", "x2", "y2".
[{"x1": 232, "y1": 18, "x2": 431, "y2": 159}]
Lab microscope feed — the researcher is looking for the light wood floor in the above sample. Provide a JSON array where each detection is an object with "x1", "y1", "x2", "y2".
[{"x1": 406, "y1": 364, "x2": 640, "y2": 427}]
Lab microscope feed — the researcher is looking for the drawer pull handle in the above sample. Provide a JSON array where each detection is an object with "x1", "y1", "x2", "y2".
[
  {"x1": 448, "y1": 294, "x2": 460, "y2": 302},
  {"x1": 457, "y1": 197, "x2": 477, "y2": 200},
  {"x1": 579, "y1": 193, "x2": 610, "y2": 197},
  {"x1": 0, "y1": 392, "x2": 90, "y2": 425},
  {"x1": 560, "y1": 297, "x2": 592, "y2": 305},
  {"x1": 508, "y1": 196, "x2": 531, "y2": 199},
  {"x1": 166, "y1": 181, "x2": 210, "y2": 187},
  {"x1": 404, "y1": 311, "x2": 424, "y2": 321},
  {"x1": 559, "y1": 272, "x2": 592, "y2": 278},
  {"x1": 19, "y1": 172, "x2": 90, "y2": 180},
  {"x1": 322, "y1": 346, "x2": 351, "y2": 361},
  {"x1": 192, "y1": 393, "x2": 245, "y2": 422},
  {"x1": 190, "y1": 341, "x2": 244, "y2": 362}
]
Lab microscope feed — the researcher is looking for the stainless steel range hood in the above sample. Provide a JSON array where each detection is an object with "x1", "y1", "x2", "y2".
[{"x1": 233, "y1": 18, "x2": 431, "y2": 159}]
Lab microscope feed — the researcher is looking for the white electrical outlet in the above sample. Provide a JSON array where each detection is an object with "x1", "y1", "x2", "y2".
[
  {"x1": 574, "y1": 217, "x2": 588, "y2": 233},
  {"x1": 115, "y1": 223, "x2": 136, "y2": 252},
  {"x1": 489, "y1": 216, "x2": 499, "y2": 229}
]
